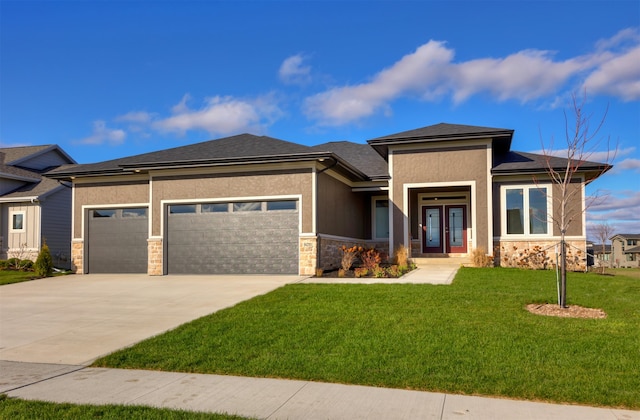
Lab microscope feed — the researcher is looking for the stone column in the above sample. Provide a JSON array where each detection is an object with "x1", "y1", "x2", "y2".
[
  {"x1": 71, "y1": 239, "x2": 84, "y2": 274},
  {"x1": 148, "y1": 238, "x2": 163, "y2": 276},
  {"x1": 299, "y1": 236, "x2": 318, "y2": 276}
]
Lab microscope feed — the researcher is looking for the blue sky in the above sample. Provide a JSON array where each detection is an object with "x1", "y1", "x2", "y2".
[{"x1": 1, "y1": 1, "x2": 639, "y2": 237}]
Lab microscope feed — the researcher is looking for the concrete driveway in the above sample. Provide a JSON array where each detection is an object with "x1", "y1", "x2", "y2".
[{"x1": 0, "y1": 274, "x2": 300, "y2": 365}]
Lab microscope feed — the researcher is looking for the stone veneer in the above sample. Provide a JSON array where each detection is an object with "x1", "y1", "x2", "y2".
[
  {"x1": 71, "y1": 239, "x2": 83, "y2": 273},
  {"x1": 494, "y1": 239, "x2": 587, "y2": 271},
  {"x1": 299, "y1": 236, "x2": 318, "y2": 276},
  {"x1": 148, "y1": 238, "x2": 163, "y2": 276}
]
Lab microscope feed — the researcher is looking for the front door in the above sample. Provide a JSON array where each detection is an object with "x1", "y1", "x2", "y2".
[{"x1": 422, "y1": 205, "x2": 467, "y2": 254}]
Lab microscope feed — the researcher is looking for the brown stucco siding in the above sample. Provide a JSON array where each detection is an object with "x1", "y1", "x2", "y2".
[
  {"x1": 391, "y1": 145, "x2": 489, "y2": 251},
  {"x1": 151, "y1": 169, "x2": 313, "y2": 236},
  {"x1": 316, "y1": 172, "x2": 365, "y2": 238},
  {"x1": 73, "y1": 181, "x2": 149, "y2": 239}
]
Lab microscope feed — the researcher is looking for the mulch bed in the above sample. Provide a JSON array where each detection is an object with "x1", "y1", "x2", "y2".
[{"x1": 526, "y1": 303, "x2": 607, "y2": 319}]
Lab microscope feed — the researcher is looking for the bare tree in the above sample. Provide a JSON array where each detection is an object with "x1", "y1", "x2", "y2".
[
  {"x1": 539, "y1": 91, "x2": 615, "y2": 308},
  {"x1": 591, "y1": 222, "x2": 615, "y2": 274}
]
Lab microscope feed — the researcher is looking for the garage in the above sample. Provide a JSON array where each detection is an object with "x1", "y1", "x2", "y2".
[
  {"x1": 86, "y1": 208, "x2": 148, "y2": 273},
  {"x1": 166, "y1": 200, "x2": 299, "y2": 274}
]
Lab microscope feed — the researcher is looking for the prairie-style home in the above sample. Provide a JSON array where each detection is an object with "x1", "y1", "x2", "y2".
[{"x1": 47, "y1": 123, "x2": 611, "y2": 275}]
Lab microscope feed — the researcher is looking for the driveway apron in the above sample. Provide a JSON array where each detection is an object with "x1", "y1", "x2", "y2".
[{"x1": 0, "y1": 274, "x2": 299, "y2": 365}]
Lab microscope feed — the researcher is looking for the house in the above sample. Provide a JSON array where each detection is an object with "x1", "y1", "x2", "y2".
[
  {"x1": 587, "y1": 242, "x2": 612, "y2": 267},
  {"x1": 0, "y1": 145, "x2": 76, "y2": 268},
  {"x1": 610, "y1": 234, "x2": 640, "y2": 268},
  {"x1": 46, "y1": 123, "x2": 611, "y2": 275}
]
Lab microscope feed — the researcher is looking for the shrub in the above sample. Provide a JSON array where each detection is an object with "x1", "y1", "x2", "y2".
[
  {"x1": 354, "y1": 267, "x2": 369, "y2": 278},
  {"x1": 0, "y1": 260, "x2": 8, "y2": 269},
  {"x1": 339, "y1": 245, "x2": 361, "y2": 271},
  {"x1": 35, "y1": 241, "x2": 53, "y2": 278},
  {"x1": 471, "y1": 247, "x2": 494, "y2": 268},
  {"x1": 20, "y1": 259, "x2": 34, "y2": 271},
  {"x1": 394, "y1": 244, "x2": 409, "y2": 267},
  {"x1": 7, "y1": 258, "x2": 21, "y2": 270},
  {"x1": 360, "y1": 248, "x2": 381, "y2": 271},
  {"x1": 315, "y1": 268, "x2": 324, "y2": 277},
  {"x1": 387, "y1": 265, "x2": 400, "y2": 278},
  {"x1": 373, "y1": 266, "x2": 386, "y2": 278}
]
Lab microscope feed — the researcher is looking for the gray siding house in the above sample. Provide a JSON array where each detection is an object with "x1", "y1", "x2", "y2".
[
  {"x1": 0, "y1": 145, "x2": 76, "y2": 268},
  {"x1": 47, "y1": 123, "x2": 611, "y2": 276}
]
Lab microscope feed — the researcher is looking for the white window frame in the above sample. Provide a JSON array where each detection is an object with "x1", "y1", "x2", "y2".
[
  {"x1": 500, "y1": 184, "x2": 552, "y2": 238},
  {"x1": 10, "y1": 211, "x2": 26, "y2": 232},
  {"x1": 372, "y1": 196, "x2": 389, "y2": 240}
]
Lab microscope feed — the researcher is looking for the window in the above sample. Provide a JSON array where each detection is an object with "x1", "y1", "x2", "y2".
[
  {"x1": 267, "y1": 200, "x2": 296, "y2": 211},
  {"x1": 502, "y1": 185, "x2": 550, "y2": 236},
  {"x1": 202, "y1": 203, "x2": 229, "y2": 213},
  {"x1": 93, "y1": 209, "x2": 116, "y2": 218},
  {"x1": 233, "y1": 202, "x2": 261, "y2": 212},
  {"x1": 169, "y1": 205, "x2": 196, "y2": 214},
  {"x1": 373, "y1": 198, "x2": 389, "y2": 239},
  {"x1": 122, "y1": 208, "x2": 147, "y2": 218},
  {"x1": 11, "y1": 212, "x2": 25, "y2": 231}
]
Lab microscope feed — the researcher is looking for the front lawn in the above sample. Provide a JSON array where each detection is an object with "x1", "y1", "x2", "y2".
[
  {"x1": 0, "y1": 270, "x2": 39, "y2": 285},
  {"x1": 93, "y1": 268, "x2": 640, "y2": 409},
  {"x1": 0, "y1": 396, "x2": 250, "y2": 420}
]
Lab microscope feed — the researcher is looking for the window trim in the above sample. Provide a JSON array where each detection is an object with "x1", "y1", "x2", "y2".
[
  {"x1": 500, "y1": 184, "x2": 552, "y2": 238},
  {"x1": 10, "y1": 211, "x2": 26, "y2": 232}
]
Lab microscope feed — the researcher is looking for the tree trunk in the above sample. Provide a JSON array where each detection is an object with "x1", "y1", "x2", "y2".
[{"x1": 560, "y1": 239, "x2": 567, "y2": 308}]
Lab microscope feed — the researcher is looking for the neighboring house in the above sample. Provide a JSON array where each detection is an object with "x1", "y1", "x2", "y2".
[
  {"x1": 588, "y1": 242, "x2": 612, "y2": 267},
  {"x1": 0, "y1": 145, "x2": 76, "y2": 268},
  {"x1": 46, "y1": 123, "x2": 611, "y2": 276},
  {"x1": 610, "y1": 234, "x2": 640, "y2": 268}
]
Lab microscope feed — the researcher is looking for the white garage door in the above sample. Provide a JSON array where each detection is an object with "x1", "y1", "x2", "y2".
[{"x1": 166, "y1": 200, "x2": 299, "y2": 274}]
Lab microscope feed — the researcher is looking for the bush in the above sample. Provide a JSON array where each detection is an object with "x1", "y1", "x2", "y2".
[
  {"x1": 7, "y1": 258, "x2": 21, "y2": 270},
  {"x1": 394, "y1": 244, "x2": 409, "y2": 267},
  {"x1": 20, "y1": 259, "x2": 34, "y2": 271},
  {"x1": 471, "y1": 247, "x2": 494, "y2": 268},
  {"x1": 35, "y1": 242, "x2": 53, "y2": 278},
  {"x1": 339, "y1": 245, "x2": 361, "y2": 271},
  {"x1": 0, "y1": 260, "x2": 9, "y2": 269},
  {"x1": 360, "y1": 248, "x2": 381, "y2": 271},
  {"x1": 354, "y1": 267, "x2": 369, "y2": 278}
]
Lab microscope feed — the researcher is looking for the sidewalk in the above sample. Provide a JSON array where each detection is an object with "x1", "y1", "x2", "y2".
[{"x1": 2, "y1": 361, "x2": 638, "y2": 420}]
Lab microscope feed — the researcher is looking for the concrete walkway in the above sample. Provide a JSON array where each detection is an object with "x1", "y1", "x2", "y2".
[
  {"x1": 2, "y1": 361, "x2": 637, "y2": 419},
  {"x1": 2, "y1": 268, "x2": 638, "y2": 419}
]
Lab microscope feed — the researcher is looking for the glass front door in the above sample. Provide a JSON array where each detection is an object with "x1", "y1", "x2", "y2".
[{"x1": 422, "y1": 205, "x2": 467, "y2": 254}]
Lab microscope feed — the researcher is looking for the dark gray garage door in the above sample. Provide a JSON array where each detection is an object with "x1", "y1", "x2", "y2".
[
  {"x1": 167, "y1": 200, "x2": 299, "y2": 274},
  {"x1": 87, "y1": 208, "x2": 148, "y2": 273}
]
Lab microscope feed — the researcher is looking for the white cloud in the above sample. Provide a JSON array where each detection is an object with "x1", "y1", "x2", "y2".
[
  {"x1": 617, "y1": 158, "x2": 640, "y2": 173},
  {"x1": 583, "y1": 46, "x2": 640, "y2": 101},
  {"x1": 587, "y1": 190, "x2": 640, "y2": 235},
  {"x1": 304, "y1": 28, "x2": 640, "y2": 126},
  {"x1": 153, "y1": 94, "x2": 282, "y2": 136},
  {"x1": 279, "y1": 54, "x2": 312, "y2": 85},
  {"x1": 76, "y1": 120, "x2": 126, "y2": 145},
  {"x1": 115, "y1": 111, "x2": 153, "y2": 124},
  {"x1": 304, "y1": 41, "x2": 453, "y2": 125}
]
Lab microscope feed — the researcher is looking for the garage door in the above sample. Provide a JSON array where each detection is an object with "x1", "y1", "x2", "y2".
[
  {"x1": 87, "y1": 208, "x2": 148, "y2": 273},
  {"x1": 167, "y1": 200, "x2": 299, "y2": 274}
]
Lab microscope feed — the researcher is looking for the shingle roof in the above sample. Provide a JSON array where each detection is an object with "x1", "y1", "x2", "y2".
[
  {"x1": 369, "y1": 122, "x2": 514, "y2": 142},
  {"x1": 311, "y1": 141, "x2": 389, "y2": 179},
  {"x1": 0, "y1": 176, "x2": 66, "y2": 199},
  {"x1": 47, "y1": 134, "x2": 375, "y2": 181},
  {"x1": 0, "y1": 145, "x2": 54, "y2": 164},
  {"x1": 492, "y1": 151, "x2": 611, "y2": 179},
  {"x1": 625, "y1": 245, "x2": 640, "y2": 253},
  {"x1": 611, "y1": 233, "x2": 640, "y2": 240},
  {"x1": 0, "y1": 163, "x2": 41, "y2": 181},
  {"x1": 367, "y1": 123, "x2": 514, "y2": 157}
]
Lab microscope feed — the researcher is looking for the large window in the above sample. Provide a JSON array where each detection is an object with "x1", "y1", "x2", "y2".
[
  {"x1": 373, "y1": 197, "x2": 389, "y2": 239},
  {"x1": 502, "y1": 185, "x2": 550, "y2": 236}
]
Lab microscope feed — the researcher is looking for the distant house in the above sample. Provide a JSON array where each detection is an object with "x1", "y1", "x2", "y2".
[
  {"x1": 46, "y1": 123, "x2": 611, "y2": 276},
  {"x1": 610, "y1": 234, "x2": 640, "y2": 268},
  {"x1": 0, "y1": 145, "x2": 76, "y2": 268},
  {"x1": 588, "y1": 242, "x2": 612, "y2": 267}
]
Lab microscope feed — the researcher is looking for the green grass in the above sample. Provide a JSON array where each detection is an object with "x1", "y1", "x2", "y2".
[
  {"x1": 93, "y1": 268, "x2": 640, "y2": 409},
  {"x1": 0, "y1": 396, "x2": 251, "y2": 419},
  {"x1": 0, "y1": 270, "x2": 39, "y2": 285}
]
